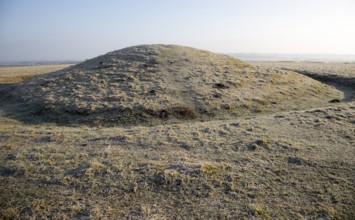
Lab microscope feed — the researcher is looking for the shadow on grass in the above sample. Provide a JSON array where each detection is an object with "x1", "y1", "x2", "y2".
[{"x1": 282, "y1": 68, "x2": 355, "y2": 102}]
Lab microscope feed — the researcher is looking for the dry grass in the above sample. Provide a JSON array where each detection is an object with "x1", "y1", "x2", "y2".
[
  {"x1": 0, "y1": 101, "x2": 354, "y2": 219},
  {"x1": 0, "y1": 64, "x2": 72, "y2": 84},
  {"x1": 0, "y1": 45, "x2": 343, "y2": 126},
  {"x1": 251, "y1": 61, "x2": 355, "y2": 78},
  {"x1": 0, "y1": 56, "x2": 354, "y2": 219}
]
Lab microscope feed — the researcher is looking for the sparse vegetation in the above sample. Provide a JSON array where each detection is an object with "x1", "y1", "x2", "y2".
[
  {"x1": 0, "y1": 45, "x2": 343, "y2": 126},
  {"x1": 0, "y1": 48, "x2": 354, "y2": 219}
]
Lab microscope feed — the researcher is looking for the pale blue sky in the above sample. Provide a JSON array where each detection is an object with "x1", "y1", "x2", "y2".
[{"x1": 0, "y1": 0, "x2": 354, "y2": 61}]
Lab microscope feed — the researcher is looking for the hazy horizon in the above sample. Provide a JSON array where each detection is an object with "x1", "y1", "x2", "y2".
[
  {"x1": 1, "y1": 52, "x2": 355, "y2": 64},
  {"x1": 1, "y1": 0, "x2": 355, "y2": 62}
]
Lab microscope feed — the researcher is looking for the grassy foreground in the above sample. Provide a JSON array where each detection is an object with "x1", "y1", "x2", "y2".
[{"x1": 0, "y1": 64, "x2": 354, "y2": 219}]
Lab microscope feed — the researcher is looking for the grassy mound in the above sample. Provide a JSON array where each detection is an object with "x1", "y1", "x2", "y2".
[{"x1": 1, "y1": 45, "x2": 342, "y2": 126}]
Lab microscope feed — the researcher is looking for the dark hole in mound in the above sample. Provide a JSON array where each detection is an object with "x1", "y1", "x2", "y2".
[
  {"x1": 213, "y1": 83, "x2": 229, "y2": 89},
  {"x1": 151, "y1": 107, "x2": 197, "y2": 120},
  {"x1": 213, "y1": 93, "x2": 222, "y2": 98},
  {"x1": 160, "y1": 110, "x2": 168, "y2": 119},
  {"x1": 287, "y1": 157, "x2": 303, "y2": 165},
  {"x1": 329, "y1": 99, "x2": 340, "y2": 103},
  {"x1": 148, "y1": 90, "x2": 156, "y2": 95},
  {"x1": 171, "y1": 107, "x2": 197, "y2": 119},
  {"x1": 247, "y1": 144, "x2": 257, "y2": 151}
]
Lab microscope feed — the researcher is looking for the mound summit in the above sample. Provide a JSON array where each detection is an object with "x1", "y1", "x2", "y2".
[{"x1": 1, "y1": 44, "x2": 342, "y2": 126}]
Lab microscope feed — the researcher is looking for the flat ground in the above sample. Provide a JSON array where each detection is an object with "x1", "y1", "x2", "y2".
[
  {"x1": 0, "y1": 64, "x2": 72, "y2": 84},
  {"x1": 0, "y1": 62, "x2": 354, "y2": 219}
]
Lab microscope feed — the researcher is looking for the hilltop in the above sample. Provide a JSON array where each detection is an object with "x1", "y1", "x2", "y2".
[{"x1": 1, "y1": 45, "x2": 342, "y2": 126}]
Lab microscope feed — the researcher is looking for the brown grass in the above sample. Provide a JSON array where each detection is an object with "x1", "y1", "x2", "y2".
[
  {"x1": 0, "y1": 59, "x2": 354, "y2": 219},
  {"x1": 0, "y1": 45, "x2": 343, "y2": 126},
  {"x1": 0, "y1": 64, "x2": 72, "y2": 84},
  {"x1": 0, "y1": 101, "x2": 354, "y2": 219}
]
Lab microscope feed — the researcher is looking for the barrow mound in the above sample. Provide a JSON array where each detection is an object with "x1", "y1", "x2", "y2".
[{"x1": 0, "y1": 44, "x2": 343, "y2": 126}]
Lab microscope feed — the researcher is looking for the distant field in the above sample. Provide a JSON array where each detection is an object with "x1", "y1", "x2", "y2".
[{"x1": 0, "y1": 64, "x2": 72, "y2": 84}]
